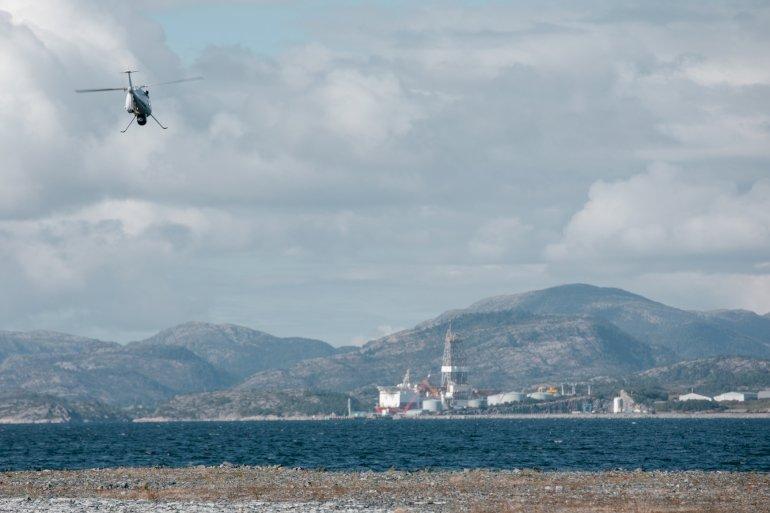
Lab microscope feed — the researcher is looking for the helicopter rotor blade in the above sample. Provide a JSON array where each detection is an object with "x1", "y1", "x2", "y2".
[
  {"x1": 75, "y1": 87, "x2": 127, "y2": 93},
  {"x1": 142, "y1": 76, "x2": 203, "y2": 88}
]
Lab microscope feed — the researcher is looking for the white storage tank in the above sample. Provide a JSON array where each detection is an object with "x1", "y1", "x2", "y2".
[
  {"x1": 422, "y1": 399, "x2": 443, "y2": 412},
  {"x1": 488, "y1": 391, "x2": 526, "y2": 406},
  {"x1": 502, "y1": 392, "x2": 525, "y2": 403},
  {"x1": 467, "y1": 398, "x2": 485, "y2": 409},
  {"x1": 527, "y1": 392, "x2": 553, "y2": 401}
]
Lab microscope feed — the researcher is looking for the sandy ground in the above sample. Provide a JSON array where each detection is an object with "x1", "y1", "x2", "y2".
[{"x1": 0, "y1": 466, "x2": 768, "y2": 512}]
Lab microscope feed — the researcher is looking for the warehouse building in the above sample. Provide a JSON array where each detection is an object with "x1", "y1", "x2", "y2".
[
  {"x1": 713, "y1": 392, "x2": 758, "y2": 402},
  {"x1": 678, "y1": 392, "x2": 712, "y2": 401}
]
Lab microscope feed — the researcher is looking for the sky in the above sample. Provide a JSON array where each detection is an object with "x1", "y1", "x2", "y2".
[{"x1": 1, "y1": 0, "x2": 769, "y2": 345}]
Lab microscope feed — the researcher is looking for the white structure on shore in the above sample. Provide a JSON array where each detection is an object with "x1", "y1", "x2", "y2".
[
  {"x1": 612, "y1": 390, "x2": 644, "y2": 414},
  {"x1": 377, "y1": 370, "x2": 422, "y2": 411},
  {"x1": 759, "y1": 390, "x2": 770, "y2": 400},
  {"x1": 678, "y1": 392, "x2": 712, "y2": 402},
  {"x1": 713, "y1": 392, "x2": 758, "y2": 402},
  {"x1": 487, "y1": 391, "x2": 525, "y2": 406}
]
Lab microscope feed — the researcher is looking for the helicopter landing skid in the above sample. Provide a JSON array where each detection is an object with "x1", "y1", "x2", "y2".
[{"x1": 121, "y1": 115, "x2": 136, "y2": 133}]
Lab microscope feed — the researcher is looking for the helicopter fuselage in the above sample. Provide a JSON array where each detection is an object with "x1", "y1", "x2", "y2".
[{"x1": 125, "y1": 87, "x2": 152, "y2": 124}]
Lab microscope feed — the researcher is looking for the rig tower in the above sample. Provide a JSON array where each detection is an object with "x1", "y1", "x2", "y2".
[{"x1": 441, "y1": 323, "x2": 471, "y2": 407}]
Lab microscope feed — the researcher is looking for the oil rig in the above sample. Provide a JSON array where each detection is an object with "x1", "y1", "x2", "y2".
[
  {"x1": 440, "y1": 323, "x2": 471, "y2": 408},
  {"x1": 376, "y1": 323, "x2": 481, "y2": 414}
]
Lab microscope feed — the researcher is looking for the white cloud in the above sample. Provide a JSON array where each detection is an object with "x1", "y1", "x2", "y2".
[
  {"x1": 628, "y1": 272, "x2": 770, "y2": 315},
  {"x1": 468, "y1": 217, "x2": 532, "y2": 261},
  {"x1": 547, "y1": 163, "x2": 770, "y2": 261},
  {"x1": 316, "y1": 69, "x2": 425, "y2": 150},
  {"x1": 0, "y1": 199, "x2": 240, "y2": 292},
  {"x1": 1, "y1": 0, "x2": 770, "y2": 341}
]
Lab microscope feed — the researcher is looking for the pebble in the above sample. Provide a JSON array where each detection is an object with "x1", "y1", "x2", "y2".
[
  {"x1": 0, "y1": 467, "x2": 766, "y2": 512},
  {"x1": 0, "y1": 498, "x2": 394, "y2": 512}
]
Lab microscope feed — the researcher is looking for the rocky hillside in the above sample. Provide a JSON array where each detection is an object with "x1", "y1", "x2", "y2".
[
  {"x1": 129, "y1": 322, "x2": 337, "y2": 381},
  {"x1": 151, "y1": 389, "x2": 355, "y2": 419},
  {"x1": 239, "y1": 285, "x2": 770, "y2": 393},
  {"x1": 0, "y1": 342, "x2": 229, "y2": 407},
  {"x1": 0, "y1": 330, "x2": 114, "y2": 360},
  {"x1": 2, "y1": 284, "x2": 769, "y2": 421},
  {"x1": 431, "y1": 284, "x2": 770, "y2": 360},
  {"x1": 0, "y1": 391, "x2": 127, "y2": 424},
  {"x1": 239, "y1": 310, "x2": 656, "y2": 391},
  {"x1": 585, "y1": 356, "x2": 770, "y2": 404},
  {"x1": 636, "y1": 356, "x2": 770, "y2": 394},
  {"x1": 0, "y1": 325, "x2": 338, "y2": 414}
]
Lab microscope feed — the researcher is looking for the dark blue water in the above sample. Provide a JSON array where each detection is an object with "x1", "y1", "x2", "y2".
[{"x1": 0, "y1": 418, "x2": 768, "y2": 471}]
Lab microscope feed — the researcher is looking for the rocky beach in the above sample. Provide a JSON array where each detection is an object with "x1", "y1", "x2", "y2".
[{"x1": 0, "y1": 466, "x2": 767, "y2": 512}]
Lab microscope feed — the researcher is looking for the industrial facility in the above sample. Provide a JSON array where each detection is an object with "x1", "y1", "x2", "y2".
[
  {"x1": 376, "y1": 324, "x2": 484, "y2": 414},
  {"x1": 610, "y1": 390, "x2": 647, "y2": 414},
  {"x1": 374, "y1": 325, "x2": 770, "y2": 417}
]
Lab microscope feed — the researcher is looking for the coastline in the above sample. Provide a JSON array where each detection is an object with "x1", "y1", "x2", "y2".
[
  {"x1": 136, "y1": 411, "x2": 770, "y2": 422},
  {"x1": 0, "y1": 411, "x2": 768, "y2": 425},
  {"x1": 1, "y1": 466, "x2": 767, "y2": 512}
]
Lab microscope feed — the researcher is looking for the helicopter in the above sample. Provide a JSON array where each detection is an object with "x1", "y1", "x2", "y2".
[{"x1": 76, "y1": 70, "x2": 202, "y2": 133}]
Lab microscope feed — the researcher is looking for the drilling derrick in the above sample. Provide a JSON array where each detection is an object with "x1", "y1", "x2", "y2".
[{"x1": 441, "y1": 323, "x2": 471, "y2": 407}]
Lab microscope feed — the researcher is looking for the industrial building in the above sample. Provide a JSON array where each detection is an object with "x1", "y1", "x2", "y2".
[
  {"x1": 678, "y1": 392, "x2": 712, "y2": 401},
  {"x1": 611, "y1": 390, "x2": 645, "y2": 413},
  {"x1": 759, "y1": 390, "x2": 770, "y2": 400},
  {"x1": 713, "y1": 392, "x2": 758, "y2": 402},
  {"x1": 377, "y1": 370, "x2": 422, "y2": 413}
]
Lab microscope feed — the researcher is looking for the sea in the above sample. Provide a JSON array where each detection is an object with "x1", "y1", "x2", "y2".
[{"x1": 0, "y1": 418, "x2": 768, "y2": 472}]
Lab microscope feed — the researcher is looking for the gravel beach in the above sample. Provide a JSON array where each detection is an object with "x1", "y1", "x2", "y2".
[{"x1": 0, "y1": 466, "x2": 767, "y2": 512}]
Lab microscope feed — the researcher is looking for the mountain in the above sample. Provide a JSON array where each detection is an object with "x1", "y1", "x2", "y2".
[
  {"x1": 239, "y1": 310, "x2": 655, "y2": 392},
  {"x1": 0, "y1": 391, "x2": 128, "y2": 424},
  {"x1": 635, "y1": 356, "x2": 770, "y2": 395},
  {"x1": 431, "y1": 284, "x2": 770, "y2": 361},
  {"x1": 129, "y1": 322, "x2": 338, "y2": 381},
  {"x1": 0, "y1": 330, "x2": 115, "y2": 360},
  {"x1": 0, "y1": 342, "x2": 229, "y2": 406},
  {"x1": 0, "y1": 324, "x2": 337, "y2": 408},
  {"x1": 239, "y1": 284, "x2": 770, "y2": 394},
  {"x1": 697, "y1": 310, "x2": 770, "y2": 344},
  {"x1": 151, "y1": 389, "x2": 356, "y2": 420},
  {"x1": 2, "y1": 284, "x2": 769, "y2": 420}
]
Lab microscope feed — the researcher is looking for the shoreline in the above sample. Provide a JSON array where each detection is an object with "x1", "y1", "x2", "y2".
[
  {"x1": 1, "y1": 466, "x2": 767, "y2": 512},
  {"x1": 128, "y1": 411, "x2": 770, "y2": 422},
  {"x1": 0, "y1": 411, "x2": 768, "y2": 425}
]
